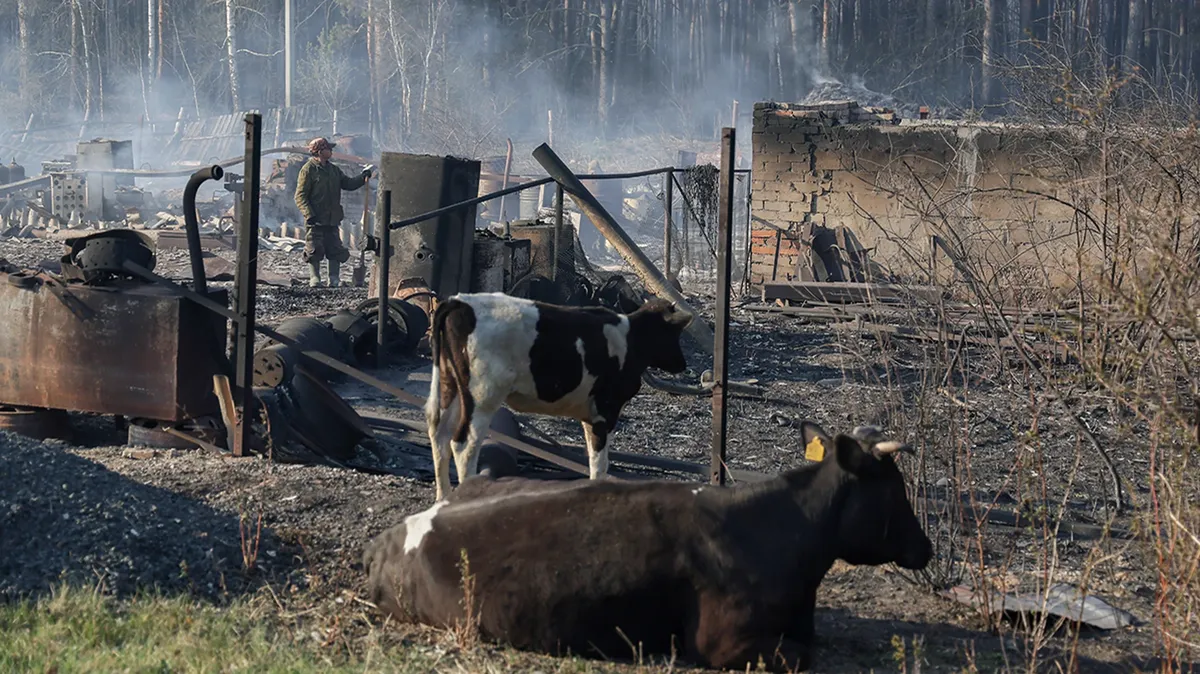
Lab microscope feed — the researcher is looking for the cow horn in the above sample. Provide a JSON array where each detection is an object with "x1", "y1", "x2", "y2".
[
  {"x1": 666, "y1": 307, "x2": 694, "y2": 326},
  {"x1": 851, "y1": 425, "x2": 885, "y2": 444},
  {"x1": 874, "y1": 441, "x2": 913, "y2": 456}
]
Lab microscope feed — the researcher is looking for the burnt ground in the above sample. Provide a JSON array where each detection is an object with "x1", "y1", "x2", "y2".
[{"x1": 0, "y1": 238, "x2": 1181, "y2": 673}]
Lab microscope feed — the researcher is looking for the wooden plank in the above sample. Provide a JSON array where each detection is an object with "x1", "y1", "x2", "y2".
[{"x1": 763, "y1": 280, "x2": 944, "y2": 304}]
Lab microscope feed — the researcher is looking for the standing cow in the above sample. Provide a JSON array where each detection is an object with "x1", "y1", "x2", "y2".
[
  {"x1": 424, "y1": 292, "x2": 693, "y2": 501},
  {"x1": 362, "y1": 422, "x2": 934, "y2": 672}
]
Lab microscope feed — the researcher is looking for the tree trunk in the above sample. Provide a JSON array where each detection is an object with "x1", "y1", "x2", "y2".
[
  {"x1": 77, "y1": 0, "x2": 93, "y2": 121},
  {"x1": 820, "y1": 0, "x2": 831, "y2": 72},
  {"x1": 157, "y1": 0, "x2": 166, "y2": 81},
  {"x1": 71, "y1": 0, "x2": 80, "y2": 115},
  {"x1": 148, "y1": 0, "x2": 157, "y2": 91},
  {"x1": 17, "y1": 0, "x2": 30, "y2": 101},
  {"x1": 597, "y1": 0, "x2": 611, "y2": 132},
  {"x1": 1125, "y1": 0, "x2": 1144, "y2": 74},
  {"x1": 983, "y1": 0, "x2": 998, "y2": 104},
  {"x1": 226, "y1": 0, "x2": 242, "y2": 112},
  {"x1": 366, "y1": 0, "x2": 376, "y2": 137},
  {"x1": 787, "y1": 0, "x2": 804, "y2": 95}
]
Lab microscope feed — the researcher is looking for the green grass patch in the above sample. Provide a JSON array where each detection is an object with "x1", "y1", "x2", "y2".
[
  {"x1": 0, "y1": 584, "x2": 414, "y2": 673},
  {"x1": 0, "y1": 584, "x2": 679, "y2": 673}
]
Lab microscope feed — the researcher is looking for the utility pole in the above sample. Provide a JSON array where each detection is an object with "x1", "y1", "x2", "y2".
[{"x1": 284, "y1": 0, "x2": 293, "y2": 107}]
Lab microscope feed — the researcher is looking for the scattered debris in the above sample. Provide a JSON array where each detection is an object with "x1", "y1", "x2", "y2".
[{"x1": 945, "y1": 583, "x2": 1138, "y2": 631}]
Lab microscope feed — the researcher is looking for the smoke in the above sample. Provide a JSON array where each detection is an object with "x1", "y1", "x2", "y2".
[{"x1": 0, "y1": 0, "x2": 918, "y2": 177}]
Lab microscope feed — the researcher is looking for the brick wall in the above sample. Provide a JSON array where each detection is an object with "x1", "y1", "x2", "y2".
[
  {"x1": 749, "y1": 100, "x2": 902, "y2": 286},
  {"x1": 748, "y1": 100, "x2": 1117, "y2": 291}
]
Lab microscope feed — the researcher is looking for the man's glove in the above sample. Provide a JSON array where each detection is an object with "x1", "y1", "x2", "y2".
[{"x1": 361, "y1": 164, "x2": 375, "y2": 180}]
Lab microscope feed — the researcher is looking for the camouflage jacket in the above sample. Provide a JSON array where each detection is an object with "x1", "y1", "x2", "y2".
[{"x1": 293, "y1": 157, "x2": 368, "y2": 227}]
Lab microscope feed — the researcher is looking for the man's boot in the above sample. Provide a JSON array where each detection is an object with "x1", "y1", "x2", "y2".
[
  {"x1": 328, "y1": 259, "x2": 341, "y2": 288},
  {"x1": 307, "y1": 260, "x2": 322, "y2": 287}
]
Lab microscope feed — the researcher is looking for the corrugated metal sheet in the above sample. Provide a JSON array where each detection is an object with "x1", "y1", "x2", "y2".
[
  {"x1": 0, "y1": 105, "x2": 354, "y2": 174},
  {"x1": 165, "y1": 105, "x2": 338, "y2": 167}
]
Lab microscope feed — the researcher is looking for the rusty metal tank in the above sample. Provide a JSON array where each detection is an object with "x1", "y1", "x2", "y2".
[
  {"x1": 476, "y1": 155, "x2": 508, "y2": 221},
  {"x1": 376, "y1": 152, "x2": 481, "y2": 299},
  {"x1": 578, "y1": 159, "x2": 625, "y2": 256},
  {"x1": 0, "y1": 272, "x2": 228, "y2": 421},
  {"x1": 508, "y1": 220, "x2": 573, "y2": 283}
]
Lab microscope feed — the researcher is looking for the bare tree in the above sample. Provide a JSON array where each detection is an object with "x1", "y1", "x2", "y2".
[{"x1": 225, "y1": 0, "x2": 241, "y2": 111}]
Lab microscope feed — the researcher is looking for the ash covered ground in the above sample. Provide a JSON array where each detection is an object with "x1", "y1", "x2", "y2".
[{"x1": 0, "y1": 235, "x2": 1169, "y2": 672}]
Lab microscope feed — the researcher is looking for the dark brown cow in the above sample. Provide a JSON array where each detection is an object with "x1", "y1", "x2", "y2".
[
  {"x1": 424, "y1": 291, "x2": 693, "y2": 501},
  {"x1": 362, "y1": 422, "x2": 933, "y2": 672}
]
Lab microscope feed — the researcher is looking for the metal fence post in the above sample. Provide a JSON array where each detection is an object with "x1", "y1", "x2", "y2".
[
  {"x1": 664, "y1": 168, "x2": 674, "y2": 279},
  {"x1": 233, "y1": 112, "x2": 262, "y2": 458},
  {"x1": 376, "y1": 189, "x2": 392, "y2": 370},
  {"x1": 711, "y1": 127, "x2": 736, "y2": 486},
  {"x1": 553, "y1": 182, "x2": 564, "y2": 281}
]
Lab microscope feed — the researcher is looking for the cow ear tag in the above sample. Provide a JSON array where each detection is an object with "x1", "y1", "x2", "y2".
[{"x1": 805, "y1": 436, "x2": 826, "y2": 462}]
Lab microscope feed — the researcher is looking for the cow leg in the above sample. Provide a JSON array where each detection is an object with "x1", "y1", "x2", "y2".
[
  {"x1": 688, "y1": 595, "x2": 812, "y2": 673},
  {"x1": 724, "y1": 637, "x2": 811, "y2": 673},
  {"x1": 786, "y1": 586, "x2": 818, "y2": 646},
  {"x1": 452, "y1": 405, "x2": 496, "y2": 489},
  {"x1": 428, "y1": 397, "x2": 461, "y2": 502},
  {"x1": 689, "y1": 630, "x2": 811, "y2": 673},
  {"x1": 581, "y1": 421, "x2": 610, "y2": 480}
]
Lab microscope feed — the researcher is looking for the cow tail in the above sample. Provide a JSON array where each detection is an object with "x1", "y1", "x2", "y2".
[{"x1": 426, "y1": 300, "x2": 453, "y2": 431}]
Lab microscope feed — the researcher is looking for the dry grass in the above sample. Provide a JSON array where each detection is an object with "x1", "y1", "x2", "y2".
[{"x1": 813, "y1": 57, "x2": 1200, "y2": 673}]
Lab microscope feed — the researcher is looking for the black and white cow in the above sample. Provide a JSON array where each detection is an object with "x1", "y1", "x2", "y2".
[
  {"x1": 362, "y1": 422, "x2": 934, "y2": 672},
  {"x1": 424, "y1": 291, "x2": 693, "y2": 501}
]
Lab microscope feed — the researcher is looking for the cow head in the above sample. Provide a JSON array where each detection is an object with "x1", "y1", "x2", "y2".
[
  {"x1": 801, "y1": 422, "x2": 933, "y2": 571},
  {"x1": 629, "y1": 298, "x2": 694, "y2": 373}
]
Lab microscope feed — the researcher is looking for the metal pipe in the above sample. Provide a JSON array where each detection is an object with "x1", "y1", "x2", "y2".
[
  {"x1": 376, "y1": 189, "x2": 391, "y2": 369},
  {"x1": 498, "y1": 138, "x2": 513, "y2": 222},
  {"x1": 531, "y1": 142, "x2": 715, "y2": 354},
  {"x1": 711, "y1": 127, "x2": 736, "y2": 487},
  {"x1": 663, "y1": 169, "x2": 673, "y2": 279},
  {"x1": 387, "y1": 176, "x2": 554, "y2": 231},
  {"x1": 82, "y1": 146, "x2": 374, "y2": 176},
  {"x1": 233, "y1": 113, "x2": 263, "y2": 458},
  {"x1": 183, "y1": 164, "x2": 224, "y2": 298}
]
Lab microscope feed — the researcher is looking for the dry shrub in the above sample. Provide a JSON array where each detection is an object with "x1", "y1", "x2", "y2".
[
  {"x1": 820, "y1": 48, "x2": 1200, "y2": 670},
  {"x1": 450, "y1": 547, "x2": 482, "y2": 650}
]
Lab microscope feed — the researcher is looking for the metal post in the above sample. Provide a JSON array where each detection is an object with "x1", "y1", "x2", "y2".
[
  {"x1": 376, "y1": 189, "x2": 392, "y2": 369},
  {"x1": 498, "y1": 138, "x2": 513, "y2": 222},
  {"x1": 233, "y1": 112, "x2": 263, "y2": 458},
  {"x1": 283, "y1": 0, "x2": 293, "y2": 107},
  {"x1": 664, "y1": 169, "x2": 673, "y2": 279},
  {"x1": 553, "y1": 182, "x2": 564, "y2": 281},
  {"x1": 711, "y1": 127, "x2": 736, "y2": 486}
]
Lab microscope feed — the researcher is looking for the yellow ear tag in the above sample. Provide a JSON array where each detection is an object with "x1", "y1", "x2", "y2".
[{"x1": 805, "y1": 437, "x2": 826, "y2": 462}]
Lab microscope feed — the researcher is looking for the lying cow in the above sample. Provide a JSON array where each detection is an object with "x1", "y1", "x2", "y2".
[
  {"x1": 424, "y1": 291, "x2": 693, "y2": 502},
  {"x1": 362, "y1": 422, "x2": 933, "y2": 672}
]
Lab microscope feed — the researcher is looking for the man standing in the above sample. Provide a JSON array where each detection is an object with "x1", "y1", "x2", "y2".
[{"x1": 294, "y1": 137, "x2": 372, "y2": 287}]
